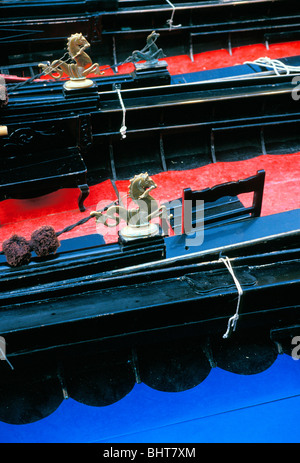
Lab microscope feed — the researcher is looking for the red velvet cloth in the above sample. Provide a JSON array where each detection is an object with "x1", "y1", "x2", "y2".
[
  {"x1": 38, "y1": 40, "x2": 300, "y2": 78},
  {"x1": 3, "y1": 40, "x2": 300, "y2": 82},
  {"x1": 1, "y1": 153, "x2": 299, "y2": 246}
]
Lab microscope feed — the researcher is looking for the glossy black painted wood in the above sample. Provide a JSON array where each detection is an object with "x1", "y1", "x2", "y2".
[
  {"x1": 0, "y1": 209, "x2": 299, "y2": 361},
  {"x1": 2, "y1": 58, "x2": 300, "y2": 182},
  {"x1": 1, "y1": 0, "x2": 298, "y2": 69},
  {"x1": 182, "y1": 170, "x2": 265, "y2": 234},
  {"x1": 0, "y1": 146, "x2": 89, "y2": 210},
  {"x1": 0, "y1": 110, "x2": 90, "y2": 210}
]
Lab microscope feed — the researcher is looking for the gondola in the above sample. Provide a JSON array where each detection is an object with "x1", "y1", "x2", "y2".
[
  {"x1": 0, "y1": 163, "x2": 299, "y2": 425},
  {"x1": 1, "y1": 44, "x2": 300, "y2": 204},
  {"x1": 1, "y1": 0, "x2": 300, "y2": 78},
  {"x1": 1, "y1": 204, "x2": 299, "y2": 360}
]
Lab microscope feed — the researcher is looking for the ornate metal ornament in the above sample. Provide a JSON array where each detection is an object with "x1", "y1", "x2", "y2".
[
  {"x1": 90, "y1": 173, "x2": 171, "y2": 240},
  {"x1": 38, "y1": 33, "x2": 103, "y2": 89},
  {"x1": 132, "y1": 31, "x2": 167, "y2": 70}
]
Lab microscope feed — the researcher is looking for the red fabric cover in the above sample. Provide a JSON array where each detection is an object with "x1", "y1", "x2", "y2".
[
  {"x1": 165, "y1": 41, "x2": 300, "y2": 75},
  {"x1": 3, "y1": 40, "x2": 300, "y2": 83},
  {"x1": 38, "y1": 40, "x2": 300, "y2": 79},
  {"x1": 1, "y1": 153, "x2": 299, "y2": 247}
]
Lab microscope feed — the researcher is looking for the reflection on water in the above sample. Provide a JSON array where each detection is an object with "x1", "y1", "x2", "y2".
[{"x1": 0, "y1": 330, "x2": 280, "y2": 425}]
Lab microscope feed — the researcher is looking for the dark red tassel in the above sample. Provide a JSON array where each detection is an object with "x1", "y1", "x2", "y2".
[
  {"x1": 2, "y1": 235, "x2": 32, "y2": 267},
  {"x1": 30, "y1": 225, "x2": 60, "y2": 257}
]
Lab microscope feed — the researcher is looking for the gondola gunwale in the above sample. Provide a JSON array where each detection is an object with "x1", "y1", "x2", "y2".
[{"x1": 0, "y1": 208, "x2": 299, "y2": 360}]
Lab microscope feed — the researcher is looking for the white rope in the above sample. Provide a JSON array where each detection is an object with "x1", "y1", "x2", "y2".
[
  {"x1": 244, "y1": 56, "x2": 300, "y2": 76},
  {"x1": 166, "y1": 0, "x2": 182, "y2": 30},
  {"x1": 39, "y1": 52, "x2": 70, "y2": 77},
  {"x1": 12, "y1": 45, "x2": 93, "y2": 90},
  {"x1": 115, "y1": 86, "x2": 127, "y2": 139},
  {"x1": 219, "y1": 256, "x2": 243, "y2": 339},
  {"x1": 0, "y1": 346, "x2": 14, "y2": 370},
  {"x1": 42, "y1": 44, "x2": 93, "y2": 77}
]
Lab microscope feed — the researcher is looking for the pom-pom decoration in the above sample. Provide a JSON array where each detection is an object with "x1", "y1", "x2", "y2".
[
  {"x1": 30, "y1": 225, "x2": 60, "y2": 257},
  {"x1": 2, "y1": 235, "x2": 32, "y2": 267},
  {"x1": 1, "y1": 201, "x2": 112, "y2": 267},
  {"x1": 2, "y1": 226, "x2": 60, "y2": 267}
]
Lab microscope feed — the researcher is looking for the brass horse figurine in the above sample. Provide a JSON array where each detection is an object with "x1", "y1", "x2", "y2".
[
  {"x1": 90, "y1": 173, "x2": 171, "y2": 235},
  {"x1": 39, "y1": 33, "x2": 102, "y2": 86}
]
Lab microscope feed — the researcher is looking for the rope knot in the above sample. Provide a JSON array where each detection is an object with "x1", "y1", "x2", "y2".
[{"x1": 219, "y1": 256, "x2": 243, "y2": 339}]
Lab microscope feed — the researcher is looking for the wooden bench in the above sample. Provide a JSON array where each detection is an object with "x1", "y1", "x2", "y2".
[
  {"x1": 0, "y1": 122, "x2": 89, "y2": 212},
  {"x1": 181, "y1": 170, "x2": 265, "y2": 235}
]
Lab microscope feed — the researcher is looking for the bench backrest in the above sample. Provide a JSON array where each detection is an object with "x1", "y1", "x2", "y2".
[{"x1": 182, "y1": 169, "x2": 265, "y2": 234}]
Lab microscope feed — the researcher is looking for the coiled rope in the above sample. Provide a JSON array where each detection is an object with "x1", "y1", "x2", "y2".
[{"x1": 244, "y1": 56, "x2": 300, "y2": 76}]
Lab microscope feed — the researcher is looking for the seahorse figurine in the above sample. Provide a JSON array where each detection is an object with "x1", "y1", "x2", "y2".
[
  {"x1": 131, "y1": 31, "x2": 166, "y2": 69},
  {"x1": 39, "y1": 33, "x2": 103, "y2": 89},
  {"x1": 90, "y1": 172, "x2": 171, "y2": 239}
]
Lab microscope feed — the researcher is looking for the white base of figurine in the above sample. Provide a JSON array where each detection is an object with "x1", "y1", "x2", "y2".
[
  {"x1": 0, "y1": 125, "x2": 8, "y2": 136},
  {"x1": 63, "y1": 78, "x2": 94, "y2": 90},
  {"x1": 120, "y1": 223, "x2": 159, "y2": 241}
]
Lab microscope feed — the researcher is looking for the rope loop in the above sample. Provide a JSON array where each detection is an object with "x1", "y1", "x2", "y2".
[
  {"x1": 219, "y1": 256, "x2": 243, "y2": 339},
  {"x1": 115, "y1": 85, "x2": 127, "y2": 139},
  {"x1": 165, "y1": 0, "x2": 182, "y2": 30},
  {"x1": 0, "y1": 346, "x2": 14, "y2": 370}
]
